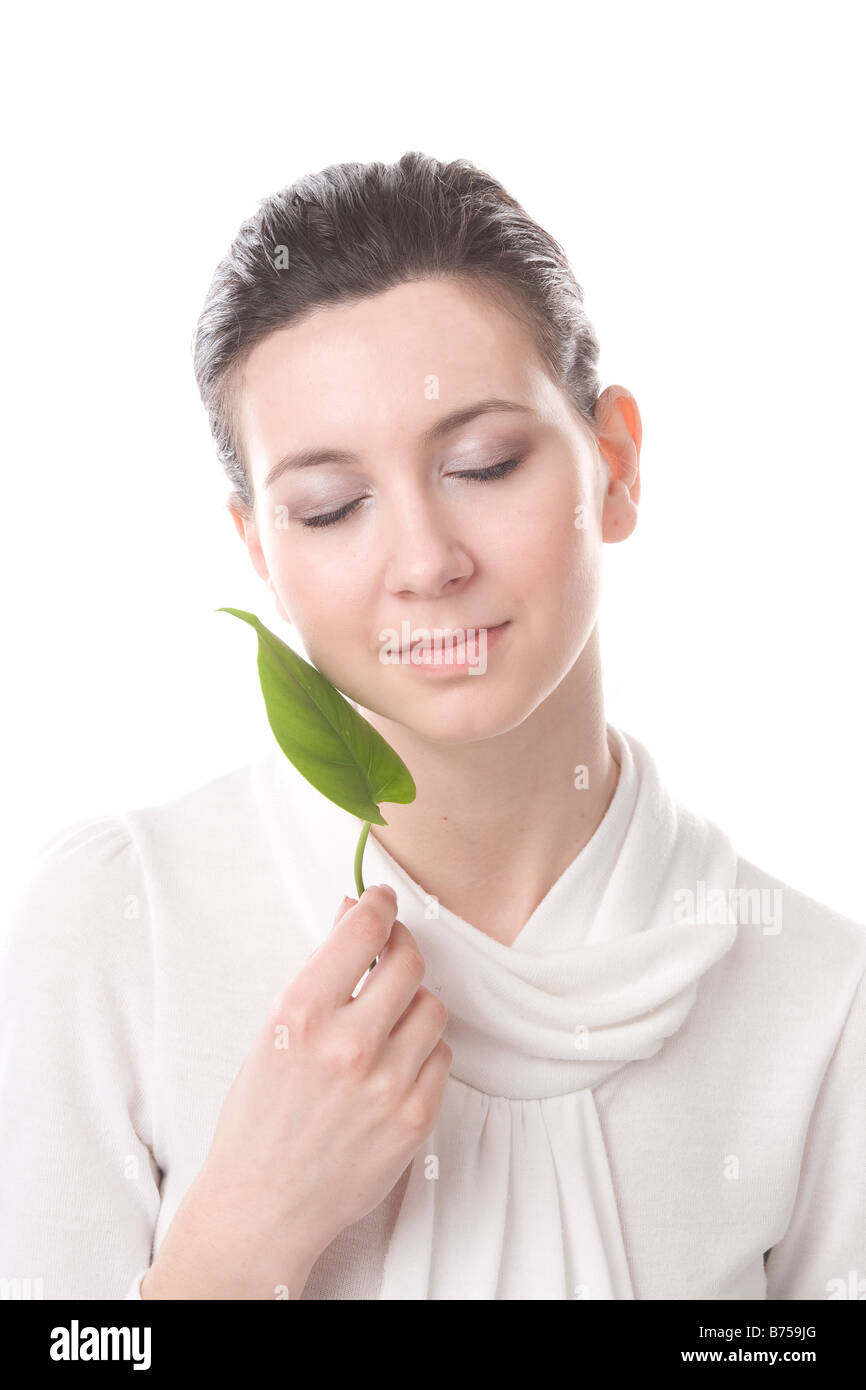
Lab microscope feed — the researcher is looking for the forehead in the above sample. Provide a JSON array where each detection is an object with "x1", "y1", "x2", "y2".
[{"x1": 236, "y1": 278, "x2": 560, "y2": 473}]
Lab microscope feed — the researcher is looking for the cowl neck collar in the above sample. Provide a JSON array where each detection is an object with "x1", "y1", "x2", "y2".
[{"x1": 362, "y1": 724, "x2": 738, "y2": 1100}]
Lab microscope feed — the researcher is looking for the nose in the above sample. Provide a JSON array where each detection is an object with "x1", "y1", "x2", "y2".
[{"x1": 380, "y1": 489, "x2": 474, "y2": 598}]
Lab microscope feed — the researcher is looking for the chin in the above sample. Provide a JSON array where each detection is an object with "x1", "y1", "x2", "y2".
[{"x1": 355, "y1": 672, "x2": 547, "y2": 747}]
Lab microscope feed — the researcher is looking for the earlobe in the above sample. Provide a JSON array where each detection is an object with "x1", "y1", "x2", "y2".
[{"x1": 601, "y1": 477, "x2": 639, "y2": 542}]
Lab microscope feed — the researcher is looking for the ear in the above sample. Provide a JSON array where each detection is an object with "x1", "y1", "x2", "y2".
[
  {"x1": 594, "y1": 386, "x2": 642, "y2": 543},
  {"x1": 226, "y1": 493, "x2": 293, "y2": 625}
]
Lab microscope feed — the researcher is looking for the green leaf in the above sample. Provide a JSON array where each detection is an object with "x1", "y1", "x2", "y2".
[{"x1": 217, "y1": 607, "x2": 416, "y2": 826}]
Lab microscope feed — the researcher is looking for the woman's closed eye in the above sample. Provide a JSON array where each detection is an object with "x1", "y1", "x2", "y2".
[{"x1": 297, "y1": 456, "x2": 524, "y2": 529}]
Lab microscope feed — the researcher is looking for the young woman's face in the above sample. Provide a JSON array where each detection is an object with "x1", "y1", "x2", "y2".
[{"x1": 232, "y1": 277, "x2": 617, "y2": 744}]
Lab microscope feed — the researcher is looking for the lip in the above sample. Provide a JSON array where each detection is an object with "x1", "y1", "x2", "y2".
[{"x1": 401, "y1": 621, "x2": 510, "y2": 674}]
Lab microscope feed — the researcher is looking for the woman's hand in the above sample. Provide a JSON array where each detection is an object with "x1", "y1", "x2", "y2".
[{"x1": 141, "y1": 884, "x2": 451, "y2": 1299}]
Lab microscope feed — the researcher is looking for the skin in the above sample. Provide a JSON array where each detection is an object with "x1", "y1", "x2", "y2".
[{"x1": 229, "y1": 277, "x2": 642, "y2": 946}]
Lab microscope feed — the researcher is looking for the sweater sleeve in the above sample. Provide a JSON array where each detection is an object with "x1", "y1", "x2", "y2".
[
  {"x1": 0, "y1": 814, "x2": 160, "y2": 1299},
  {"x1": 763, "y1": 959, "x2": 866, "y2": 1300}
]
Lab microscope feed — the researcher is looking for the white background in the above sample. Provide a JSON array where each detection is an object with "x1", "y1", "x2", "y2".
[{"x1": 1, "y1": 0, "x2": 863, "y2": 924}]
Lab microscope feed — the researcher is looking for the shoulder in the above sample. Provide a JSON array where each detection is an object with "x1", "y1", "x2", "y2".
[
  {"x1": 704, "y1": 849, "x2": 866, "y2": 1085},
  {"x1": 121, "y1": 759, "x2": 258, "y2": 841},
  {"x1": 3, "y1": 758, "x2": 257, "y2": 965},
  {"x1": 1, "y1": 811, "x2": 157, "y2": 1067},
  {"x1": 118, "y1": 758, "x2": 275, "y2": 880},
  {"x1": 733, "y1": 851, "x2": 866, "y2": 980},
  {"x1": 1, "y1": 817, "x2": 156, "y2": 1058},
  {"x1": 116, "y1": 745, "x2": 354, "y2": 899},
  {"x1": 5, "y1": 813, "x2": 144, "y2": 960}
]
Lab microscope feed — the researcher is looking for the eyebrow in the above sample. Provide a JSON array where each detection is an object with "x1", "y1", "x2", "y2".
[{"x1": 263, "y1": 398, "x2": 535, "y2": 490}]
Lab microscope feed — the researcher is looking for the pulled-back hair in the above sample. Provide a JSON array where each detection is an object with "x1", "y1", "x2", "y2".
[{"x1": 193, "y1": 151, "x2": 604, "y2": 514}]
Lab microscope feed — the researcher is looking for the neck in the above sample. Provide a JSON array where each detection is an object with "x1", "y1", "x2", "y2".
[{"x1": 357, "y1": 627, "x2": 620, "y2": 946}]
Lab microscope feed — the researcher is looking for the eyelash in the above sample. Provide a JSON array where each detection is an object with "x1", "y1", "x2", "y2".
[{"x1": 298, "y1": 457, "x2": 523, "y2": 529}]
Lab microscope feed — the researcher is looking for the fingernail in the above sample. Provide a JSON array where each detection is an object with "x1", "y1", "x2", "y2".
[{"x1": 376, "y1": 882, "x2": 397, "y2": 900}]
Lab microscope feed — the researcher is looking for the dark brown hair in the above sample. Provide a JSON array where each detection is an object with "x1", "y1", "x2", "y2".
[{"x1": 192, "y1": 151, "x2": 604, "y2": 515}]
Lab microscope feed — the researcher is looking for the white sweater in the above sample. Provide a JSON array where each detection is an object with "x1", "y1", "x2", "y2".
[{"x1": 1, "y1": 724, "x2": 864, "y2": 1300}]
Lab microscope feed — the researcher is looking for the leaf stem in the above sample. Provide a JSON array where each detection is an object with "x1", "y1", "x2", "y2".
[
  {"x1": 354, "y1": 819, "x2": 371, "y2": 897},
  {"x1": 354, "y1": 820, "x2": 379, "y2": 973}
]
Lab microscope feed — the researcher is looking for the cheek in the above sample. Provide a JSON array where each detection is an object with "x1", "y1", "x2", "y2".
[
  {"x1": 270, "y1": 543, "x2": 365, "y2": 622},
  {"x1": 498, "y1": 494, "x2": 599, "y2": 599}
]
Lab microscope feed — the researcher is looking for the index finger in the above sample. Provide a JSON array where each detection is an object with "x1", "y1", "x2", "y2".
[{"x1": 297, "y1": 885, "x2": 399, "y2": 1010}]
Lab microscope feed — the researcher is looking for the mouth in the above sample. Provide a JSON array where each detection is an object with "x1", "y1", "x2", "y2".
[
  {"x1": 396, "y1": 620, "x2": 511, "y2": 673},
  {"x1": 397, "y1": 621, "x2": 509, "y2": 657}
]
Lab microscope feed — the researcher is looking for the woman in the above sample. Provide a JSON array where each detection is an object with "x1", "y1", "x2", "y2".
[{"x1": 1, "y1": 152, "x2": 863, "y2": 1301}]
